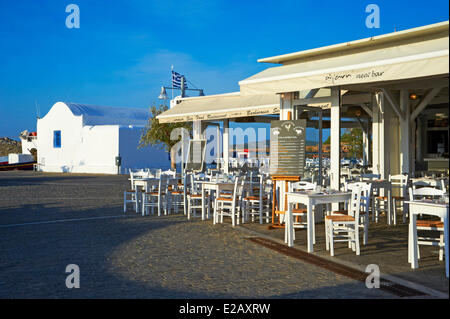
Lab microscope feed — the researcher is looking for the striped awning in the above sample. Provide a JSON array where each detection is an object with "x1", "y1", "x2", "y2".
[
  {"x1": 239, "y1": 22, "x2": 449, "y2": 95},
  {"x1": 157, "y1": 93, "x2": 280, "y2": 123}
]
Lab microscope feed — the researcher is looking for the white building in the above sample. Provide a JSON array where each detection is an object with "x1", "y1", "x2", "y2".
[
  {"x1": 19, "y1": 130, "x2": 38, "y2": 155},
  {"x1": 37, "y1": 102, "x2": 170, "y2": 174}
]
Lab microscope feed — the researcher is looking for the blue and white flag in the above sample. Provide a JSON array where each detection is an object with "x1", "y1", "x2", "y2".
[{"x1": 172, "y1": 71, "x2": 187, "y2": 89}]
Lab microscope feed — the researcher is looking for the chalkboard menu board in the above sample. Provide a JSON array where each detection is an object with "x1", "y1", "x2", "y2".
[
  {"x1": 270, "y1": 119, "x2": 306, "y2": 176},
  {"x1": 185, "y1": 139, "x2": 207, "y2": 172}
]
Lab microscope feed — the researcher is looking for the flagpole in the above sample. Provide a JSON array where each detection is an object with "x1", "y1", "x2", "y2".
[{"x1": 171, "y1": 65, "x2": 174, "y2": 100}]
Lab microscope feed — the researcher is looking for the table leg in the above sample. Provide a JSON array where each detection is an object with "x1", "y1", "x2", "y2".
[
  {"x1": 201, "y1": 185, "x2": 205, "y2": 220},
  {"x1": 408, "y1": 214, "x2": 412, "y2": 264},
  {"x1": 411, "y1": 213, "x2": 418, "y2": 269},
  {"x1": 444, "y1": 215, "x2": 449, "y2": 278},
  {"x1": 312, "y1": 205, "x2": 316, "y2": 245},
  {"x1": 371, "y1": 194, "x2": 375, "y2": 222},
  {"x1": 388, "y1": 186, "x2": 393, "y2": 225},
  {"x1": 287, "y1": 202, "x2": 294, "y2": 247},
  {"x1": 307, "y1": 200, "x2": 314, "y2": 253},
  {"x1": 231, "y1": 200, "x2": 236, "y2": 227},
  {"x1": 259, "y1": 191, "x2": 263, "y2": 225}
]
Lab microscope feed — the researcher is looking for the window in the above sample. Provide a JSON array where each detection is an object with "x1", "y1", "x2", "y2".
[{"x1": 53, "y1": 130, "x2": 61, "y2": 148}]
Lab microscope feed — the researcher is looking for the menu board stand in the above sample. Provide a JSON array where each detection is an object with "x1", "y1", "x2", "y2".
[
  {"x1": 268, "y1": 115, "x2": 306, "y2": 229},
  {"x1": 268, "y1": 175, "x2": 301, "y2": 229}
]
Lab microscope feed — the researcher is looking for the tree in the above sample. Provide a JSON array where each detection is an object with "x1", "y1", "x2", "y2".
[
  {"x1": 139, "y1": 104, "x2": 192, "y2": 170},
  {"x1": 341, "y1": 128, "x2": 363, "y2": 159},
  {"x1": 322, "y1": 128, "x2": 363, "y2": 158}
]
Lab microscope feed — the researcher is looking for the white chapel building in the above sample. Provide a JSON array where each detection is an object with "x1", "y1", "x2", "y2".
[{"x1": 37, "y1": 102, "x2": 170, "y2": 174}]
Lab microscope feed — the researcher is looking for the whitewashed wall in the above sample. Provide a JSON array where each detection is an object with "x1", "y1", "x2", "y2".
[
  {"x1": 37, "y1": 102, "x2": 84, "y2": 173},
  {"x1": 77, "y1": 125, "x2": 119, "y2": 174},
  {"x1": 37, "y1": 102, "x2": 170, "y2": 174}
]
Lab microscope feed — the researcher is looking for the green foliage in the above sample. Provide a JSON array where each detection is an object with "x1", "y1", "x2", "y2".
[
  {"x1": 322, "y1": 128, "x2": 363, "y2": 158},
  {"x1": 342, "y1": 128, "x2": 363, "y2": 158},
  {"x1": 139, "y1": 104, "x2": 192, "y2": 153}
]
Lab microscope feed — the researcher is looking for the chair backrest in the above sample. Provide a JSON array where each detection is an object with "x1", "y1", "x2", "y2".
[
  {"x1": 360, "y1": 173, "x2": 381, "y2": 181},
  {"x1": 348, "y1": 182, "x2": 372, "y2": 214},
  {"x1": 229, "y1": 176, "x2": 242, "y2": 206},
  {"x1": 152, "y1": 176, "x2": 165, "y2": 195},
  {"x1": 237, "y1": 177, "x2": 246, "y2": 198},
  {"x1": 411, "y1": 178, "x2": 446, "y2": 191},
  {"x1": 154, "y1": 169, "x2": 162, "y2": 178},
  {"x1": 129, "y1": 171, "x2": 136, "y2": 190},
  {"x1": 290, "y1": 181, "x2": 316, "y2": 192},
  {"x1": 409, "y1": 187, "x2": 446, "y2": 201},
  {"x1": 412, "y1": 179, "x2": 432, "y2": 189},
  {"x1": 389, "y1": 174, "x2": 409, "y2": 197},
  {"x1": 193, "y1": 174, "x2": 204, "y2": 194},
  {"x1": 161, "y1": 169, "x2": 176, "y2": 177},
  {"x1": 348, "y1": 185, "x2": 363, "y2": 220}
]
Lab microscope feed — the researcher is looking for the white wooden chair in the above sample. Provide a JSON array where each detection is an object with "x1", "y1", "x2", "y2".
[
  {"x1": 325, "y1": 185, "x2": 362, "y2": 256},
  {"x1": 409, "y1": 187, "x2": 447, "y2": 262},
  {"x1": 242, "y1": 174, "x2": 271, "y2": 224},
  {"x1": 186, "y1": 174, "x2": 210, "y2": 219},
  {"x1": 214, "y1": 177, "x2": 245, "y2": 227},
  {"x1": 286, "y1": 181, "x2": 317, "y2": 241},
  {"x1": 123, "y1": 171, "x2": 141, "y2": 213},
  {"x1": 412, "y1": 179, "x2": 446, "y2": 191},
  {"x1": 375, "y1": 174, "x2": 409, "y2": 225},
  {"x1": 334, "y1": 182, "x2": 371, "y2": 246},
  {"x1": 166, "y1": 178, "x2": 184, "y2": 215},
  {"x1": 142, "y1": 177, "x2": 168, "y2": 216},
  {"x1": 359, "y1": 173, "x2": 381, "y2": 181},
  {"x1": 282, "y1": 181, "x2": 317, "y2": 244}
]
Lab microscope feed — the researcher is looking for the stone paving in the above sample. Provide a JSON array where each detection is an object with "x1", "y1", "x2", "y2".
[
  {"x1": 241, "y1": 206, "x2": 449, "y2": 295},
  {"x1": 0, "y1": 171, "x2": 426, "y2": 298}
]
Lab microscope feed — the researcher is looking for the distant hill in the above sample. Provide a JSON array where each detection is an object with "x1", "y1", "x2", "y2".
[
  {"x1": 0, "y1": 137, "x2": 21, "y2": 157},
  {"x1": 306, "y1": 140, "x2": 319, "y2": 146}
]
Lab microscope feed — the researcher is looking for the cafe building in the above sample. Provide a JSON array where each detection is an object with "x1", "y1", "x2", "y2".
[{"x1": 158, "y1": 21, "x2": 448, "y2": 187}]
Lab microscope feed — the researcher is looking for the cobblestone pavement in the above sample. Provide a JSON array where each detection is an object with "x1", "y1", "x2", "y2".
[{"x1": 0, "y1": 171, "x2": 395, "y2": 298}]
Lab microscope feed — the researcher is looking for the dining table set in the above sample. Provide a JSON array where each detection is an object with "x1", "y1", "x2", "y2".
[{"x1": 124, "y1": 168, "x2": 449, "y2": 278}]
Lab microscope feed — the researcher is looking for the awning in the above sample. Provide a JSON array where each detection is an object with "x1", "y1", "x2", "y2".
[
  {"x1": 239, "y1": 28, "x2": 449, "y2": 95},
  {"x1": 157, "y1": 93, "x2": 280, "y2": 123}
]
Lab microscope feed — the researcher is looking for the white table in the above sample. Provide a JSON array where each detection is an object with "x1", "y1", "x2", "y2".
[
  {"x1": 286, "y1": 191, "x2": 352, "y2": 252},
  {"x1": 200, "y1": 181, "x2": 235, "y2": 220},
  {"x1": 406, "y1": 200, "x2": 449, "y2": 278}
]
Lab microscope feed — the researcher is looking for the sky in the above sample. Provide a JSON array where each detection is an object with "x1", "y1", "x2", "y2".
[{"x1": 0, "y1": 0, "x2": 448, "y2": 141}]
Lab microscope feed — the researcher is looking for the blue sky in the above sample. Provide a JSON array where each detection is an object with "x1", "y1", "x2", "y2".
[{"x1": 0, "y1": 0, "x2": 448, "y2": 140}]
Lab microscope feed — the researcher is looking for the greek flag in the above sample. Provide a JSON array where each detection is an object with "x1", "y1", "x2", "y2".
[{"x1": 172, "y1": 71, "x2": 187, "y2": 89}]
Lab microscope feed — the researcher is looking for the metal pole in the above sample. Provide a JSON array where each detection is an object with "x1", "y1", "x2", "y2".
[
  {"x1": 181, "y1": 77, "x2": 185, "y2": 98},
  {"x1": 318, "y1": 110, "x2": 323, "y2": 186},
  {"x1": 171, "y1": 65, "x2": 174, "y2": 100}
]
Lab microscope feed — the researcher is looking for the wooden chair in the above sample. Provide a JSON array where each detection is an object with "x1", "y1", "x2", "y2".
[
  {"x1": 282, "y1": 181, "x2": 317, "y2": 244},
  {"x1": 166, "y1": 178, "x2": 184, "y2": 215},
  {"x1": 242, "y1": 174, "x2": 271, "y2": 224},
  {"x1": 142, "y1": 177, "x2": 168, "y2": 216},
  {"x1": 325, "y1": 185, "x2": 362, "y2": 256},
  {"x1": 186, "y1": 174, "x2": 210, "y2": 219},
  {"x1": 333, "y1": 182, "x2": 371, "y2": 246},
  {"x1": 375, "y1": 174, "x2": 408, "y2": 224},
  {"x1": 214, "y1": 177, "x2": 245, "y2": 227},
  {"x1": 409, "y1": 187, "x2": 447, "y2": 262},
  {"x1": 123, "y1": 171, "x2": 141, "y2": 213}
]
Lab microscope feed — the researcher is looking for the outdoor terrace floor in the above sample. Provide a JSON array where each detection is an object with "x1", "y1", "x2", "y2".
[{"x1": 0, "y1": 171, "x2": 447, "y2": 299}]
